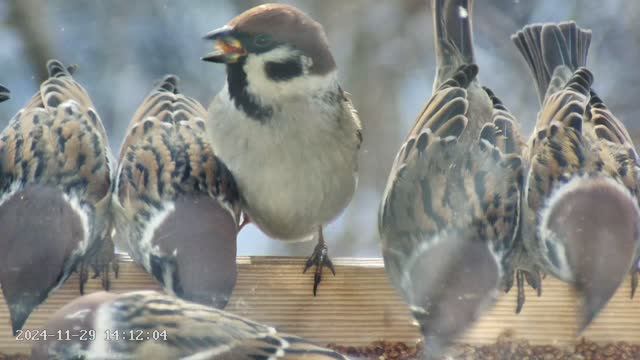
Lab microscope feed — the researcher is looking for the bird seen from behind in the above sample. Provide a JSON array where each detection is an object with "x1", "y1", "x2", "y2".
[
  {"x1": 112, "y1": 75, "x2": 241, "y2": 309},
  {"x1": 379, "y1": 0, "x2": 532, "y2": 357},
  {"x1": 512, "y1": 21, "x2": 640, "y2": 331},
  {"x1": 0, "y1": 60, "x2": 116, "y2": 334}
]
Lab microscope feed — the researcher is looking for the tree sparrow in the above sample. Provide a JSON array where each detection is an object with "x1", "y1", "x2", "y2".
[
  {"x1": 202, "y1": 4, "x2": 362, "y2": 295},
  {"x1": 513, "y1": 22, "x2": 640, "y2": 331},
  {"x1": 112, "y1": 75, "x2": 241, "y2": 309},
  {"x1": 379, "y1": 0, "x2": 530, "y2": 356},
  {"x1": 0, "y1": 60, "x2": 115, "y2": 334},
  {"x1": 31, "y1": 290, "x2": 351, "y2": 359}
]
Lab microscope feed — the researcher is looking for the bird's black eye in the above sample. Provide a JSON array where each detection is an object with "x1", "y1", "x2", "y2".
[{"x1": 254, "y1": 34, "x2": 272, "y2": 47}]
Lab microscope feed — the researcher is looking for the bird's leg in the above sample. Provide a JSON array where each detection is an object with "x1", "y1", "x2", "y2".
[
  {"x1": 515, "y1": 270, "x2": 525, "y2": 314},
  {"x1": 84, "y1": 232, "x2": 120, "y2": 292},
  {"x1": 631, "y1": 258, "x2": 639, "y2": 299},
  {"x1": 238, "y1": 212, "x2": 252, "y2": 231},
  {"x1": 303, "y1": 227, "x2": 336, "y2": 296},
  {"x1": 524, "y1": 269, "x2": 542, "y2": 297},
  {"x1": 514, "y1": 268, "x2": 542, "y2": 314},
  {"x1": 78, "y1": 263, "x2": 89, "y2": 295},
  {"x1": 502, "y1": 265, "x2": 515, "y2": 293}
]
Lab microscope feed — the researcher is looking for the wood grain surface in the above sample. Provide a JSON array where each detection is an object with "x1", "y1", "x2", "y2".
[{"x1": 0, "y1": 256, "x2": 638, "y2": 354}]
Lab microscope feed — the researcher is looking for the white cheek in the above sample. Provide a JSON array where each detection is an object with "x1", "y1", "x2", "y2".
[{"x1": 243, "y1": 48, "x2": 338, "y2": 102}]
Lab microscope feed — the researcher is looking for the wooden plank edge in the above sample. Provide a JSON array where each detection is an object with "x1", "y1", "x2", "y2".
[{"x1": 0, "y1": 256, "x2": 638, "y2": 354}]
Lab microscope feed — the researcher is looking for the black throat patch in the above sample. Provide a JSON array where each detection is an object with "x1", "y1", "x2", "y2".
[{"x1": 226, "y1": 59, "x2": 274, "y2": 123}]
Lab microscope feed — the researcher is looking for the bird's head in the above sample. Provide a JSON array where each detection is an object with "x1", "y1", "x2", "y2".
[{"x1": 203, "y1": 4, "x2": 337, "y2": 101}]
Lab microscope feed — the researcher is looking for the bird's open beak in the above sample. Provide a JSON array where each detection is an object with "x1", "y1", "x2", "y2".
[
  {"x1": 0, "y1": 84, "x2": 10, "y2": 103},
  {"x1": 202, "y1": 26, "x2": 247, "y2": 64}
]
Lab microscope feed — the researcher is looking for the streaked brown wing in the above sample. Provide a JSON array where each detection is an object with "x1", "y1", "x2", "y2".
[
  {"x1": 115, "y1": 76, "x2": 240, "y2": 309},
  {"x1": 104, "y1": 291, "x2": 349, "y2": 359},
  {"x1": 526, "y1": 69, "x2": 592, "y2": 212},
  {"x1": 0, "y1": 59, "x2": 112, "y2": 333},
  {"x1": 116, "y1": 75, "x2": 239, "y2": 220},
  {"x1": 0, "y1": 60, "x2": 111, "y2": 202}
]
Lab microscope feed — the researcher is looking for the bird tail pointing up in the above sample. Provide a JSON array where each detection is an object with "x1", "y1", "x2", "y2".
[
  {"x1": 512, "y1": 22, "x2": 592, "y2": 103},
  {"x1": 432, "y1": 0, "x2": 475, "y2": 88}
]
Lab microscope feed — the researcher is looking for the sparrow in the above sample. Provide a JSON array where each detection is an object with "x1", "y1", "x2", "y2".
[
  {"x1": 31, "y1": 290, "x2": 351, "y2": 359},
  {"x1": 112, "y1": 75, "x2": 241, "y2": 309},
  {"x1": 512, "y1": 22, "x2": 640, "y2": 331},
  {"x1": 202, "y1": 3, "x2": 362, "y2": 295},
  {"x1": 0, "y1": 60, "x2": 116, "y2": 334},
  {"x1": 0, "y1": 84, "x2": 9, "y2": 103},
  {"x1": 378, "y1": 0, "x2": 531, "y2": 356}
]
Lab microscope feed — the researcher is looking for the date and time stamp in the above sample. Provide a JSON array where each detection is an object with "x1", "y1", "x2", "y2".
[{"x1": 15, "y1": 329, "x2": 168, "y2": 342}]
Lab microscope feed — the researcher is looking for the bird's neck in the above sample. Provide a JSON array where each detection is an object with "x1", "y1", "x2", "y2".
[
  {"x1": 225, "y1": 57, "x2": 341, "y2": 123},
  {"x1": 226, "y1": 60, "x2": 274, "y2": 123}
]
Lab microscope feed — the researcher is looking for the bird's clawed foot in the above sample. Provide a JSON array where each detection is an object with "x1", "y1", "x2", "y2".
[
  {"x1": 515, "y1": 268, "x2": 542, "y2": 314},
  {"x1": 303, "y1": 228, "x2": 335, "y2": 296},
  {"x1": 78, "y1": 236, "x2": 120, "y2": 295}
]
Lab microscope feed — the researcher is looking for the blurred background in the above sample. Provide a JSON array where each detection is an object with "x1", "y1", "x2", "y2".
[{"x1": 0, "y1": 0, "x2": 638, "y2": 257}]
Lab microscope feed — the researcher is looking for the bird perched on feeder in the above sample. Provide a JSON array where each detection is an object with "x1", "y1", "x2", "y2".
[
  {"x1": 512, "y1": 22, "x2": 640, "y2": 331},
  {"x1": 379, "y1": 0, "x2": 532, "y2": 356},
  {"x1": 31, "y1": 290, "x2": 351, "y2": 359},
  {"x1": 0, "y1": 84, "x2": 9, "y2": 103},
  {"x1": 112, "y1": 75, "x2": 241, "y2": 309},
  {"x1": 0, "y1": 60, "x2": 115, "y2": 334},
  {"x1": 202, "y1": 3, "x2": 362, "y2": 295}
]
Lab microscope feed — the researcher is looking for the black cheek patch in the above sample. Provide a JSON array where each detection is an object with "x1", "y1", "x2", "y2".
[{"x1": 264, "y1": 59, "x2": 304, "y2": 81}]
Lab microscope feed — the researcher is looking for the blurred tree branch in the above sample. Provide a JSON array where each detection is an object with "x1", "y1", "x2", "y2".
[
  {"x1": 8, "y1": 0, "x2": 54, "y2": 83},
  {"x1": 232, "y1": 0, "x2": 263, "y2": 13}
]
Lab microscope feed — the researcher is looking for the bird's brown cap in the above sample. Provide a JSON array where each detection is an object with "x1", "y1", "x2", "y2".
[{"x1": 207, "y1": 4, "x2": 336, "y2": 74}]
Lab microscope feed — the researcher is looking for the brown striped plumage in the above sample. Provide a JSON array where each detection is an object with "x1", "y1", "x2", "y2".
[
  {"x1": 513, "y1": 22, "x2": 640, "y2": 331},
  {"x1": 31, "y1": 290, "x2": 350, "y2": 359},
  {"x1": 378, "y1": 1, "x2": 527, "y2": 357},
  {"x1": 113, "y1": 75, "x2": 241, "y2": 309},
  {"x1": 0, "y1": 60, "x2": 115, "y2": 334}
]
